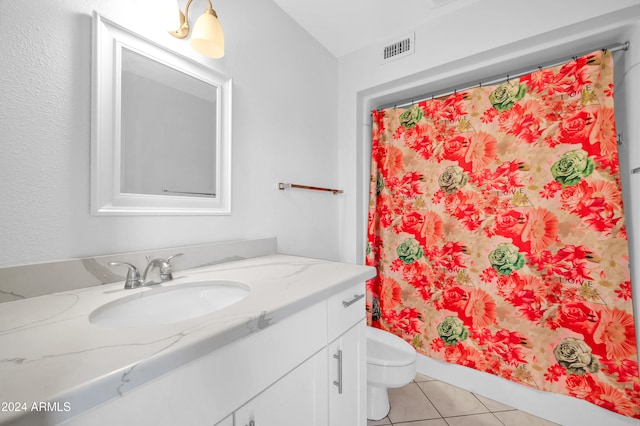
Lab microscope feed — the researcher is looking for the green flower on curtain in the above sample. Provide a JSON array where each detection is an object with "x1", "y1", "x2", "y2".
[
  {"x1": 437, "y1": 316, "x2": 469, "y2": 346},
  {"x1": 399, "y1": 106, "x2": 423, "y2": 129},
  {"x1": 396, "y1": 238, "x2": 423, "y2": 264},
  {"x1": 489, "y1": 82, "x2": 526, "y2": 112},
  {"x1": 553, "y1": 337, "x2": 600, "y2": 376},
  {"x1": 488, "y1": 243, "x2": 525, "y2": 275},
  {"x1": 551, "y1": 149, "x2": 595, "y2": 186},
  {"x1": 438, "y1": 165, "x2": 468, "y2": 194}
]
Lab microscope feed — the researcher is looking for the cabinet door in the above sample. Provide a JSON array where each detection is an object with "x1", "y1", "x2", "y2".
[
  {"x1": 234, "y1": 348, "x2": 328, "y2": 426},
  {"x1": 328, "y1": 320, "x2": 366, "y2": 426}
]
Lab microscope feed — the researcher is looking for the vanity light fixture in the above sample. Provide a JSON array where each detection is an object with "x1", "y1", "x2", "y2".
[{"x1": 168, "y1": 0, "x2": 225, "y2": 58}]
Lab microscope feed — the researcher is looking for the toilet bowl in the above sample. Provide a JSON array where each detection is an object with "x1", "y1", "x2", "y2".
[{"x1": 366, "y1": 326, "x2": 417, "y2": 420}]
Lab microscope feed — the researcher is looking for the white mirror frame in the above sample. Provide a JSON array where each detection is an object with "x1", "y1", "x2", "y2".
[{"x1": 91, "y1": 12, "x2": 232, "y2": 215}]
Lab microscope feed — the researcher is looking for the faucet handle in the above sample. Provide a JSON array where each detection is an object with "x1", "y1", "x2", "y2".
[
  {"x1": 159, "y1": 253, "x2": 183, "y2": 281},
  {"x1": 108, "y1": 261, "x2": 142, "y2": 289},
  {"x1": 166, "y1": 253, "x2": 183, "y2": 264}
]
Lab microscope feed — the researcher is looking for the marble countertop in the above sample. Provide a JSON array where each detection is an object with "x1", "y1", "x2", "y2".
[{"x1": 0, "y1": 254, "x2": 375, "y2": 425}]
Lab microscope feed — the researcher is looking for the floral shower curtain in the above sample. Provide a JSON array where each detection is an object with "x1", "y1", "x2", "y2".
[{"x1": 366, "y1": 49, "x2": 640, "y2": 418}]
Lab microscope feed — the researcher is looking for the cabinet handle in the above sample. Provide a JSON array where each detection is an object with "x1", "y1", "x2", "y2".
[
  {"x1": 333, "y1": 349, "x2": 343, "y2": 394},
  {"x1": 342, "y1": 293, "x2": 365, "y2": 308}
]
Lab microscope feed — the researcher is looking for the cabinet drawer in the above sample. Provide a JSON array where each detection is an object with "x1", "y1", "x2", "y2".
[{"x1": 328, "y1": 282, "x2": 366, "y2": 342}]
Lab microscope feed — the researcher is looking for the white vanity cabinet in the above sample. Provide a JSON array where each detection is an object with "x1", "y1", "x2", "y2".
[
  {"x1": 233, "y1": 282, "x2": 366, "y2": 426},
  {"x1": 59, "y1": 282, "x2": 367, "y2": 426}
]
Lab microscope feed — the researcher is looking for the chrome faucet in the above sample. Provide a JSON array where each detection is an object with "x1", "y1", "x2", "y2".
[
  {"x1": 108, "y1": 253, "x2": 183, "y2": 289},
  {"x1": 142, "y1": 253, "x2": 183, "y2": 285}
]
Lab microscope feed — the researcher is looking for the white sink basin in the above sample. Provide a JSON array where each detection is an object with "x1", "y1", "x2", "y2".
[{"x1": 89, "y1": 280, "x2": 250, "y2": 327}]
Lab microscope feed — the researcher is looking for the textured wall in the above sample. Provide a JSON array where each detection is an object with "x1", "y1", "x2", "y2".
[{"x1": 0, "y1": 0, "x2": 339, "y2": 267}]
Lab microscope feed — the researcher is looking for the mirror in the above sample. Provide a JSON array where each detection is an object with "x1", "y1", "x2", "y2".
[{"x1": 91, "y1": 13, "x2": 232, "y2": 215}]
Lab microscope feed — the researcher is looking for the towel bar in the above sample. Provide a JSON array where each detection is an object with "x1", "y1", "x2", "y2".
[{"x1": 278, "y1": 182, "x2": 343, "y2": 194}]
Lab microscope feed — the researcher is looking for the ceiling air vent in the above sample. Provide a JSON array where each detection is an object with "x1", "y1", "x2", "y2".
[{"x1": 381, "y1": 32, "x2": 415, "y2": 64}]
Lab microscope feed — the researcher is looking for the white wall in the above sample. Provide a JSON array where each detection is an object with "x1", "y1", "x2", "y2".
[
  {"x1": 0, "y1": 0, "x2": 340, "y2": 267},
  {"x1": 336, "y1": 0, "x2": 640, "y2": 424}
]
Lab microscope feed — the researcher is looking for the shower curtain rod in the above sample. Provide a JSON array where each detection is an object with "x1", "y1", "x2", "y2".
[{"x1": 383, "y1": 41, "x2": 629, "y2": 110}]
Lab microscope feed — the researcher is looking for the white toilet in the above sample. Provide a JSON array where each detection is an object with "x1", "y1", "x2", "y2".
[{"x1": 366, "y1": 326, "x2": 417, "y2": 420}]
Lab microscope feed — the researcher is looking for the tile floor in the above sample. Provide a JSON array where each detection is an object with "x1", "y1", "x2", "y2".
[{"x1": 368, "y1": 374, "x2": 560, "y2": 426}]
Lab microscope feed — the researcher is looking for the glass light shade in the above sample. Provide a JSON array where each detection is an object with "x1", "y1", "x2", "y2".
[{"x1": 190, "y1": 9, "x2": 225, "y2": 58}]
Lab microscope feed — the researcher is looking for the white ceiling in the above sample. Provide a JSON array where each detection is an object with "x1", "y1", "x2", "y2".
[{"x1": 271, "y1": 0, "x2": 481, "y2": 57}]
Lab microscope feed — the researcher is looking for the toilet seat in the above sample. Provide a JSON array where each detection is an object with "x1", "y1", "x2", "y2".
[{"x1": 367, "y1": 326, "x2": 416, "y2": 367}]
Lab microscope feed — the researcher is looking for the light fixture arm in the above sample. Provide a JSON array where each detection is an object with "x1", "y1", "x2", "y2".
[{"x1": 168, "y1": 0, "x2": 214, "y2": 39}]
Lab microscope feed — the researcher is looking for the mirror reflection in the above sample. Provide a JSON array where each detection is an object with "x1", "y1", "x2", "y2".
[{"x1": 120, "y1": 48, "x2": 217, "y2": 198}]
